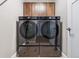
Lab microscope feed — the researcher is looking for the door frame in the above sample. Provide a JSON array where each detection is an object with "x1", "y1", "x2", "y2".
[{"x1": 67, "y1": 0, "x2": 72, "y2": 57}]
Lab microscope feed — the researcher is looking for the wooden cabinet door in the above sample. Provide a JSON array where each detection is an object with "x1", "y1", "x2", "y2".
[
  {"x1": 23, "y1": 3, "x2": 32, "y2": 16},
  {"x1": 46, "y1": 3, "x2": 55, "y2": 16}
]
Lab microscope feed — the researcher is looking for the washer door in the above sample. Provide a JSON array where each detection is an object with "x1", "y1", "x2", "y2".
[
  {"x1": 20, "y1": 21, "x2": 37, "y2": 39},
  {"x1": 41, "y1": 21, "x2": 58, "y2": 39}
]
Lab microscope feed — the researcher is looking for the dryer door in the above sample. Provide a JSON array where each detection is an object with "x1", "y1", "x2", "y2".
[
  {"x1": 41, "y1": 21, "x2": 56, "y2": 39},
  {"x1": 20, "y1": 21, "x2": 37, "y2": 39}
]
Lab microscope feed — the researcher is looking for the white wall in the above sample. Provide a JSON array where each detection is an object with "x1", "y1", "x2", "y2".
[
  {"x1": 55, "y1": 0, "x2": 67, "y2": 56},
  {"x1": 0, "y1": 0, "x2": 23, "y2": 57}
]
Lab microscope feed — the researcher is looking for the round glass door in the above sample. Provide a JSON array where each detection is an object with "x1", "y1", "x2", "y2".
[
  {"x1": 41, "y1": 21, "x2": 57, "y2": 39},
  {"x1": 20, "y1": 21, "x2": 37, "y2": 39}
]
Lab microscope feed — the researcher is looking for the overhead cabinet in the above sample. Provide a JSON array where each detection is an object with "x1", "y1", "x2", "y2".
[{"x1": 23, "y1": 3, "x2": 55, "y2": 16}]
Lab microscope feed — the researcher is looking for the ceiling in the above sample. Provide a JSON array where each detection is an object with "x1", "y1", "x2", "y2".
[{"x1": 23, "y1": 0, "x2": 56, "y2": 2}]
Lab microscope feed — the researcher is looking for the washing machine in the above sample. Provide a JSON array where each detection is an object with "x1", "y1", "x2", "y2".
[
  {"x1": 36, "y1": 16, "x2": 60, "y2": 47},
  {"x1": 18, "y1": 16, "x2": 39, "y2": 45}
]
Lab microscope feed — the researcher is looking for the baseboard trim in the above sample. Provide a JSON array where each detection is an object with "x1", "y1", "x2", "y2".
[
  {"x1": 57, "y1": 47, "x2": 67, "y2": 58},
  {"x1": 11, "y1": 52, "x2": 67, "y2": 58},
  {"x1": 11, "y1": 52, "x2": 16, "y2": 58}
]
